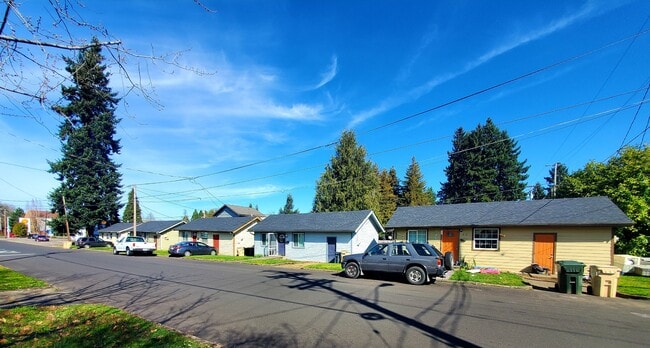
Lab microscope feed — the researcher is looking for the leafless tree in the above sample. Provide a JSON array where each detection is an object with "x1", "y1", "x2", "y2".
[{"x1": 0, "y1": 0, "x2": 212, "y2": 118}]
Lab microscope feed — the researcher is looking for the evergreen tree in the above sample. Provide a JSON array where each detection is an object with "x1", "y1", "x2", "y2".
[
  {"x1": 388, "y1": 167, "x2": 405, "y2": 207},
  {"x1": 122, "y1": 187, "x2": 143, "y2": 223},
  {"x1": 8, "y1": 207, "x2": 24, "y2": 230},
  {"x1": 403, "y1": 157, "x2": 432, "y2": 206},
  {"x1": 438, "y1": 118, "x2": 529, "y2": 203},
  {"x1": 531, "y1": 183, "x2": 547, "y2": 200},
  {"x1": 191, "y1": 209, "x2": 202, "y2": 221},
  {"x1": 558, "y1": 145, "x2": 649, "y2": 256},
  {"x1": 279, "y1": 194, "x2": 299, "y2": 214},
  {"x1": 438, "y1": 127, "x2": 473, "y2": 203},
  {"x1": 376, "y1": 168, "x2": 398, "y2": 224},
  {"x1": 48, "y1": 39, "x2": 123, "y2": 235},
  {"x1": 544, "y1": 163, "x2": 569, "y2": 198},
  {"x1": 313, "y1": 130, "x2": 379, "y2": 213}
]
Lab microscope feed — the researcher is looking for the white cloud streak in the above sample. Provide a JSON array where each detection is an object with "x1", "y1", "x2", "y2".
[{"x1": 347, "y1": 1, "x2": 600, "y2": 129}]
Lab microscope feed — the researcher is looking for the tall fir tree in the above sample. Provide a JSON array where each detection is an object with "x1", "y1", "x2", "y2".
[
  {"x1": 376, "y1": 168, "x2": 398, "y2": 224},
  {"x1": 438, "y1": 118, "x2": 529, "y2": 203},
  {"x1": 48, "y1": 39, "x2": 123, "y2": 234},
  {"x1": 122, "y1": 187, "x2": 143, "y2": 223},
  {"x1": 438, "y1": 127, "x2": 473, "y2": 203},
  {"x1": 313, "y1": 130, "x2": 379, "y2": 213},
  {"x1": 403, "y1": 157, "x2": 432, "y2": 206},
  {"x1": 279, "y1": 194, "x2": 299, "y2": 214}
]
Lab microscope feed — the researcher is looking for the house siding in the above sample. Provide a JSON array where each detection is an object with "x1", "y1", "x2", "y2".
[
  {"x1": 395, "y1": 226, "x2": 612, "y2": 274},
  {"x1": 350, "y1": 218, "x2": 380, "y2": 255},
  {"x1": 158, "y1": 229, "x2": 181, "y2": 250}
]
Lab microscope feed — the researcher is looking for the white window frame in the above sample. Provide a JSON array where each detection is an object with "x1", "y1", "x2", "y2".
[
  {"x1": 407, "y1": 229, "x2": 428, "y2": 243},
  {"x1": 261, "y1": 233, "x2": 267, "y2": 246},
  {"x1": 292, "y1": 233, "x2": 305, "y2": 248},
  {"x1": 181, "y1": 231, "x2": 190, "y2": 241},
  {"x1": 473, "y1": 227, "x2": 500, "y2": 250}
]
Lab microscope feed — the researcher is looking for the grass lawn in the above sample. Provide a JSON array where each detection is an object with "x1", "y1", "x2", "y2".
[
  {"x1": 0, "y1": 266, "x2": 48, "y2": 291},
  {"x1": 617, "y1": 274, "x2": 650, "y2": 298},
  {"x1": 0, "y1": 304, "x2": 212, "y2": 347},
  {"x1": 450, "y1": 269, "x2": 528, "y2": 287}
]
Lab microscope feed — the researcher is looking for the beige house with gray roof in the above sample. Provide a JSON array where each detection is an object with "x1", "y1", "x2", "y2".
[{"x1": 386, "y1": 197, "x2": 633, "y2": 274}]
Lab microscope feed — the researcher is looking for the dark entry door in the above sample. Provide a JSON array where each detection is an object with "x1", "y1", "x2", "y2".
[
  {"x1": 327, "y1": 237, "x2": 336, "y2": 262},
  {"x1": 278, "y1": 233, "x2": 286, "y2": 256}
]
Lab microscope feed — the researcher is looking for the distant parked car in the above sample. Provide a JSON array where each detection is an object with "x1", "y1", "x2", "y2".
[
  {"x1": 169, "y1": 241, "x2": 217, "y2": 257},
  {"x1": 28, "y1": 233, "x2": 39, "y2": 239},
  {"x1": 76, "y1": 237, "x2": 113, "y2": 249},
  {"x1": 341, "y1": 241, "x2": 447, "y2": 285},
  {"x1": 35, "y1": 235, "x2": 50, "y2": 242}
]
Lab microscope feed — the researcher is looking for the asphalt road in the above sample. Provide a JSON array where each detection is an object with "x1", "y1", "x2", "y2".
[{"x1": 1, "y1": 239, "x2": 649, "y2": 347}]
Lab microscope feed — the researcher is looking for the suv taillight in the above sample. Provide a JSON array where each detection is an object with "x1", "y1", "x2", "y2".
[{"x1": 437, "y1": 258, "x2": 442, "y2": 267}]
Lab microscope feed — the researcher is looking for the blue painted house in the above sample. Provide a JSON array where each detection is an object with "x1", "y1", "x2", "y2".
[{"x1": 251, "y1": 210, "x2": 383, "y2": 263}]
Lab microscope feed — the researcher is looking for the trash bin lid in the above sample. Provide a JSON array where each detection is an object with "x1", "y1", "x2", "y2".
[
  {"x1": 591, "y1": 265, "x2": 620, "y2": 275},
  {"x1": 556, "y1": 260, "x2": 585, "y2": 273}
]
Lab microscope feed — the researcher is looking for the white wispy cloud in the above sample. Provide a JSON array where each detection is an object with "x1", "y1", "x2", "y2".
[
  {"x1": 313, "y1": 55, "x2": 338, "y2": 89},
  {"x1": 347, "y1": 1, "x2": 600, "y2": 129}
]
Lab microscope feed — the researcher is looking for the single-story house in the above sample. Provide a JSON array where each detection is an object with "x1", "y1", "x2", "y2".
[
  {"x1": 178, "y1": 216, "x2": 261, "y2": 256},
  {"x1": 98, "y1": 222, "x2": 137, "y2": 243},
  {"x1": 250, "y1": 210, "x2": 384, "y2": 263},
  {"x1": 385, "y1": 196, "x2": 634, "y2": 274},
  {"x1": 133, "y1": 220, "x2": 186, "y2": 250},
  {"x1": 213, "y1": 204, "x2": 265, "y2": 218}
]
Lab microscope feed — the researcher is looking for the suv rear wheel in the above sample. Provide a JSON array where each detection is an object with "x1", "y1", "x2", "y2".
[{"x1": 406, "y1": 266, "x2": 426, "y2": 285}]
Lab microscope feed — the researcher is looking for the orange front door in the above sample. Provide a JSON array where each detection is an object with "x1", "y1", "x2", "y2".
[
  {"x1": 533, "y1": 233, "x2": 556, "y2": 273},
  {"x1": 441, "y1": 229, "x2": 460, "y2": 264}
]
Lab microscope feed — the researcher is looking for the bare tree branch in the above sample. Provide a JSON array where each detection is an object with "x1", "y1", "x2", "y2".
[{"x1": 0, "y1": 35, "x2": 121, "y2": 50}]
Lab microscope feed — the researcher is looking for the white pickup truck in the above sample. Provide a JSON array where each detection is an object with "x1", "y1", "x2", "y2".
[{"x1": 113, "y1": 236, "x2": 156, "y2": 256}]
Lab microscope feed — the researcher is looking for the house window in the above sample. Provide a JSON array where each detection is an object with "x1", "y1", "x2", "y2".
[
  {"x1": 201, "y1": 232, "x2": 208, "y2": 243},
  {"x1": 473, "y1": 228, "x2": 499, "y2": 250},
  {"x1": 261, "y1": 233, "x2": 267, "y2": 246},
  {"x1": 181, "y1": 231, "x2": 190, "y2": 241},
  {"x1": 292, "y1": 233, "x2": 305, "y2": 248},
  {"x1": 407, "y1": 229, "x2": 428, "y2": 243}
]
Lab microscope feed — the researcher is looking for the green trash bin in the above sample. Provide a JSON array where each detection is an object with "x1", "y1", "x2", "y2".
[{"x1": 556, "y1": 261, "x2": 585, "y2": 294}]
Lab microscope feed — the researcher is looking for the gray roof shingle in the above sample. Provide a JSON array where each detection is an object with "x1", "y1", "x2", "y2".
[
  {"x1": 98, "y1": 222, "x2": 137, "y2": 233},
  {"x1": 179, "y1": 216, "x2": 258, "y2": 232},
  {"x1": 385, "y1": 197, "x2": 633, "y2": 228},
  {"x1": 135, "y1": 220, "x2": 185, "y2": 233},
  {"x1": 251, "y1": 210, "x2": 384, "y2": 233},
  {"x1": 214, "y1": 204, "x2": 265, "y2": 217}
]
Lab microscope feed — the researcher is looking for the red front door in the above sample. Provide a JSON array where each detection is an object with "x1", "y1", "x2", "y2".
[{"x1": 213, "y1": 234, "x2": 219, "y2": 250}]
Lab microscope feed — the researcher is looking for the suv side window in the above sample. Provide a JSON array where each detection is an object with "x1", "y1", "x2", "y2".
[
  {"x1": 368, "y1": 244, "x2": 388, "y2": 256},
  {"x1": 412, "y1": 243, "x2": 433, "y2": 256},
  {"x1": 392, "y1": 244, "x2": 410, "y2": 256}
]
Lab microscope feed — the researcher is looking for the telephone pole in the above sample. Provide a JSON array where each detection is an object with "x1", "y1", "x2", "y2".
[{"x1": 132, "y1": 185, "x2": 137, "y2": 237}]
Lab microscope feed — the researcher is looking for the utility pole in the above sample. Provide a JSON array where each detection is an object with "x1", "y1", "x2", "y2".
[
  {"x1": 133, "y1": 185, "x2": 137, "y2": 237},
  {"x1": 62, "y1": 195, "x2": 71, "y2": 240},
  {"x1": 552, "y1": 162, "x2": 558, "y2": 198}
]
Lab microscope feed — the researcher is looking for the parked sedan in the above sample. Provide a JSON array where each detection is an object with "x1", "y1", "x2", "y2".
[
  {"x1": 76, "y1": 237, "x2": 113, "y2": 249},
  {"x1": 168, "y1": 241, "x2": 217, "y2": 257},
  {"x1": 35, "y1": 235, "x2": 50, "y2": 242},
  {"x1": 341, "y1": 241, "x2": 447, "y2": 285}
]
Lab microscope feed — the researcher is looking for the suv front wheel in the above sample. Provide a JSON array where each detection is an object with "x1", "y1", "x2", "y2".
[{"x1": 344, "y1": 262, "x2": 360, "y2": 279}]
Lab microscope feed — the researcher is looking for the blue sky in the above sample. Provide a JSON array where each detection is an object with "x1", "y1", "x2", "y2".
[{"x1": 1, "y1": 0, "x2": 649, "y2": 219}]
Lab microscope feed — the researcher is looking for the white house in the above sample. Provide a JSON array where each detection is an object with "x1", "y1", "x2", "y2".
[{"x1": 251, "y1": 210, "x2": 383, "y2": 263}]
